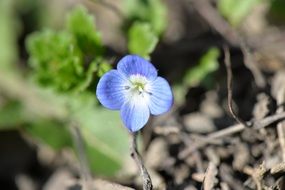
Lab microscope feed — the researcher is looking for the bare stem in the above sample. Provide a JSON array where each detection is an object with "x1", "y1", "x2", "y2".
[
  {"x1": 130, "y1": 132, "x2": 153, "y2": 190},
  {"x1": 224, "y1": 45, "x2": 248, "y2": 127},
  {"x1": 70, "y1": 121, "x2": 93, "y2": 190}
]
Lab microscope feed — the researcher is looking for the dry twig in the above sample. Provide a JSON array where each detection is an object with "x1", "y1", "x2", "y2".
[
  {"x1": 243, "y1": 163, "x2": 267, "y2": 190},
  {"x1": 274, "y1": 74, "x2": 285, "y2": 162},
  {"x1": 202, "y1": 162, "x2": 218, "y2": 190},
  {"x1": 277, "y1": 123, "x2": 285, "y2": 162},
  {"x1": 179, "y1": 111, "x2": 285, "y2": 159}
]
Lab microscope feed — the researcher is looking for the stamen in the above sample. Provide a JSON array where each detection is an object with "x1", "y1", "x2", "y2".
[{"x1": 147, "y1": 91, "x2": 152, "y2": 95}]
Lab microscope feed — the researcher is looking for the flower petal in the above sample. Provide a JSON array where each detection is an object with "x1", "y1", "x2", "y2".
[
  {"x1": 96, "y1": 70, "x2": 129, "y2": 110},
  {"x1": 117, "y1": 55, "x2": 158, "y2": 81},
  {"x1": 148, "y1": 77, "x2": 173, "y2": 115},
  {"x1": 120, "y1": 100, "x2": 150, "y2": 132}
]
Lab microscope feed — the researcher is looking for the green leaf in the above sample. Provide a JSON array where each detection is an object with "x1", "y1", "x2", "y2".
[
  {"x1": 0, "y1": 66, "x2": 129, "y2": 176},
  {"x1": 124, "y1": 0, "x2": 167, "y2": 35},
  {"x1": 147, "y1": 0, "x2": 167, "y2": 35},
  {"x1": 83, "y1": 110, "x2": 128, "y2": 176},
  {"x1": 184, "y1": 48, "x2": 220, "y2": 87},
  {"x1": 75, "y1": 58, "x2": 111, "y2": 92},
  {"x1": 0, "y1": 100, "x2": 25, "y2": 128},
  {"x1": 67, "y1": 5, "x2": 104, "y2": 56},
  {"x1": 26, "y1": 5, "x2": 106, "y2": 92},
  {"x1": 26, "y1": 30, "x2": 85, "y2": 91},
  {"x1": 218, "y1": 0, "x2": 262, "y2": 26},
  {"x1": 269, "y1": 0, "x2": 285, "y2": 22},
  {"x1": 75, "y1": 60, "x2": 98, "y2": 92},
  {"x1": 69, "y1": 94, "x2": 129, "y2": 176},
  {"x1": 25, "y1": 119, "x2": 72, "y2": 150},
  {"x1": 172, "y1": 84, "x2": 188, "y2": 106},
  {"x1": 128, "y1": 22, "x2": 158, "y2": 59},
  {"x1": 97, "y1": 60, "x2": 112, "y2": 77}
]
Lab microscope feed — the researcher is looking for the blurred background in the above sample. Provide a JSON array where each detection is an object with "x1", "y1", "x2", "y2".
[{"x1": 1, "y1": 0, "x2": 285, "y2": 189}]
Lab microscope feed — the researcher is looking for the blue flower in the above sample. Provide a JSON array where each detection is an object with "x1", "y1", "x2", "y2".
[{"x1": 96, "y1": 55, "x2": 173, "y2": 132}]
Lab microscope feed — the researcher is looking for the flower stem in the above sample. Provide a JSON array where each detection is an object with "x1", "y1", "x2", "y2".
[
  {"x1": 70, "y1": 121, "x2": 92, "y2": 190},
  {"x1": 130, "y1": 132, "x2": 153, "y2": 190}
]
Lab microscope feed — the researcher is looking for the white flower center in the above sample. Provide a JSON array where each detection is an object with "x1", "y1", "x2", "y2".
[{"x1": 124, "y1": 74, "x2": 152, "y2": 104}]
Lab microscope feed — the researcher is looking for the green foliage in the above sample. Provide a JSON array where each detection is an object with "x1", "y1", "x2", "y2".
[
  {"x1": 184, "y1": 48, "x2": 220, "y2": 87},
  {"x1": 66, "y1": 6, "x2": 104, "y2": 56},
  {"x1": 128, "y1": 22, "x2": 158, "y2": 59},
  {"x1": 172, "y1": 85, "x2": 188, "y2": 106},
  {"x1": 0, "y1": 68, "x2": 130, "y2": 176},
  {"x1": 0, "y1": 100, "x2": 25, "y2": 127},
  {"x1": 174, "y1": 48, "x2": 220, "y2": 105},
  {"x1": 19, "y1": 5, "x2": 130, "y2": 176},
  {"x1": 27, "y1": 30, "x2": 83, "y2": 91},
  {"x1": 269, "y1": 0, "x2": 285, "y2": 23},
  {"x1": 51, "y1": 92, "x2": 129, "y2": 176},
  {"x1": 1, "y1": 1, "x2": 165, "y2": 177},
  {"x1": 79, "y1": 108, "x2": 129, "y2": 176},
  {"x1": 97, "y1": 60, "x2": 112, "y2": 77},
  {"x1": 124, "y1": 0, "x2": 166, "y2": 58},
  {"x1": 218, "y1": 0, "x2": 262, "y2": 26},
  {"x1": 25, "y1": 120, "x2": 72, "y2": 150},
  {"x1": 124, "y1": 0, "x2": 167, "y2": 35},
  {"x1": 26, "y1": 6, "x2": 107, "y2": 92}
]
